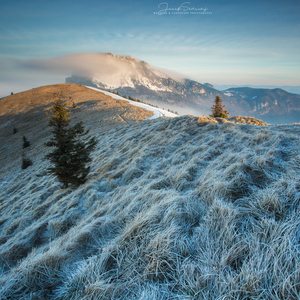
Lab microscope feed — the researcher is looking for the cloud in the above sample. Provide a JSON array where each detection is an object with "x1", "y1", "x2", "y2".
[
  {"x1": 0, "y1": 52, "x2": 190, "y2": 96},
  {"x1": 16, "y1": 53, "x2": 123, "y2": 78},
  {"x1": 15, "y1": 52, "x2": 187, "y2": 82}
]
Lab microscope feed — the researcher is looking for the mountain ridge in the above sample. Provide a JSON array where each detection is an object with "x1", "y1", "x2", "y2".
[
  {"x1": 66, "y1": 53, "x2": 300, "y2": 124},
  {"x1": 223, "y1": 87, "x2": 300, "y2": 123}
]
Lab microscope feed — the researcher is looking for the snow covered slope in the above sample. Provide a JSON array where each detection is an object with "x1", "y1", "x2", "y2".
[
  {"x1": 86, "y1": 86, "x2": 178, "y2": 119},
  {"x1": 65, "y1": 53, "x2": 179, "y2": 92}
]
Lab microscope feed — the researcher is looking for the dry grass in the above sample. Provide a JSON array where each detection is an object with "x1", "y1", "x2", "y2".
[
  {"x1": 0, "y1": 84, "x2": 153, "y2": 176},
  {"x1": 0, "y1": 112, "x2": 300, "y2": 299},
  {"x1": 227, "y1": 116, "x2": 269, "y2": 126},
  {"x1": 196, "y1": 115, "x2": 269, "y2": 126}
]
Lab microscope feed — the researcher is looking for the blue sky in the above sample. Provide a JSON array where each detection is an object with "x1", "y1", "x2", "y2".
[{"x1": 0, "y1": 0, "x2": 299, "y2": 96}]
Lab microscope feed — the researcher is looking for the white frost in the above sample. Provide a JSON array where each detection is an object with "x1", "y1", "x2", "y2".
[{"x1": 1, "y1": 116, "x2": 300, "y2": 299}]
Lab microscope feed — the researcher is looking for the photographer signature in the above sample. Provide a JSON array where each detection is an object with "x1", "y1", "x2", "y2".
[{"x1": 157, "y1": 2, "x2": 209, "y2": 15}]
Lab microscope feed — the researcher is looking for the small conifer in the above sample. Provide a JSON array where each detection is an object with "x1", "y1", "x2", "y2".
[
  {"x1": 45, "y1": 94, "x2": 97, "y2": 188},
  {"x1": 211, "y1": 95, "x2": 230, "y2": 118}
]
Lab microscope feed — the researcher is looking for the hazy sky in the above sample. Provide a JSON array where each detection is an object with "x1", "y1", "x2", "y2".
[{"x1": 0, "y1": 0, "x2": 299, "y2": 96}]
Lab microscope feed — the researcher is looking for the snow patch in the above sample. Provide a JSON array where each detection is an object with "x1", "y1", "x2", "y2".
[
  {"x1": 92, "y1": 75, "x2": 173, "y2": 92},
  {"x1": 85, "y1": 86, "x2": 178, "y2": 119}
]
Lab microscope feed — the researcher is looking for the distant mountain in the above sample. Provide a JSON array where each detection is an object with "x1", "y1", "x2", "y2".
[
  {"x1": 66, "y1": 53, "x2": 220, "y2": 116},
  {"x1": 66, "y1": 53, "x2": 300, "y2": 123},
  {"x1": 214, "y1": 84, "x2": 300, "y2": 95},
  {"x1": 223, "y1": 87, "x2": 300, "y2": 124}
]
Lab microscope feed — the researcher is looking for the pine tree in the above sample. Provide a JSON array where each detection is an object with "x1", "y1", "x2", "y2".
[
  {"x1": 45, "y1": 95, "x2": 97, "y2": 188},
  {"x1": 211, "y1": 94, "x2": 230, "y2": 118}
]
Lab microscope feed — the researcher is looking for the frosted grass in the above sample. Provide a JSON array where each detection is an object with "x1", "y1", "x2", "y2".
[{"x1": 0, "y1": 116, "x2": 300, "y2": 299}]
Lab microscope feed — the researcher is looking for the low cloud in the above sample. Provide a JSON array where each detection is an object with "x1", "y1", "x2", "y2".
[
  {"x1": 16, "y1": 53, "x2": 133, "y2": 78},
  {"x1": 15, "y1": 52, "x2": 187, "y2": 82},
  {"x1": 0, "y1": 52, "x2": 188, "y2": 96}
]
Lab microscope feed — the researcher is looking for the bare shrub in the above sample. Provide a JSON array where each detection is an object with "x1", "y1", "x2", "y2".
[{"x1": 21, "y1": 156, "x2": 33, "y2": 169}]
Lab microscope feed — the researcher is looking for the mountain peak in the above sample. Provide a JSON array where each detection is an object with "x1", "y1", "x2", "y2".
[
  {"x1": 67, "y1": 53, "x2": 176, "y2": 92},
  {"x1": 105, "y1": 52, "x2": 138, "y2": 62}
]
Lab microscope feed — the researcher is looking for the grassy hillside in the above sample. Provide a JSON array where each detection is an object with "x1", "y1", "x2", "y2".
[
  {"x1": 0, "y1": 114, "x2": 300, "y2": 299},
  {"x1": 0, "y1": 84, "x2": 153, "y2": 176}
]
